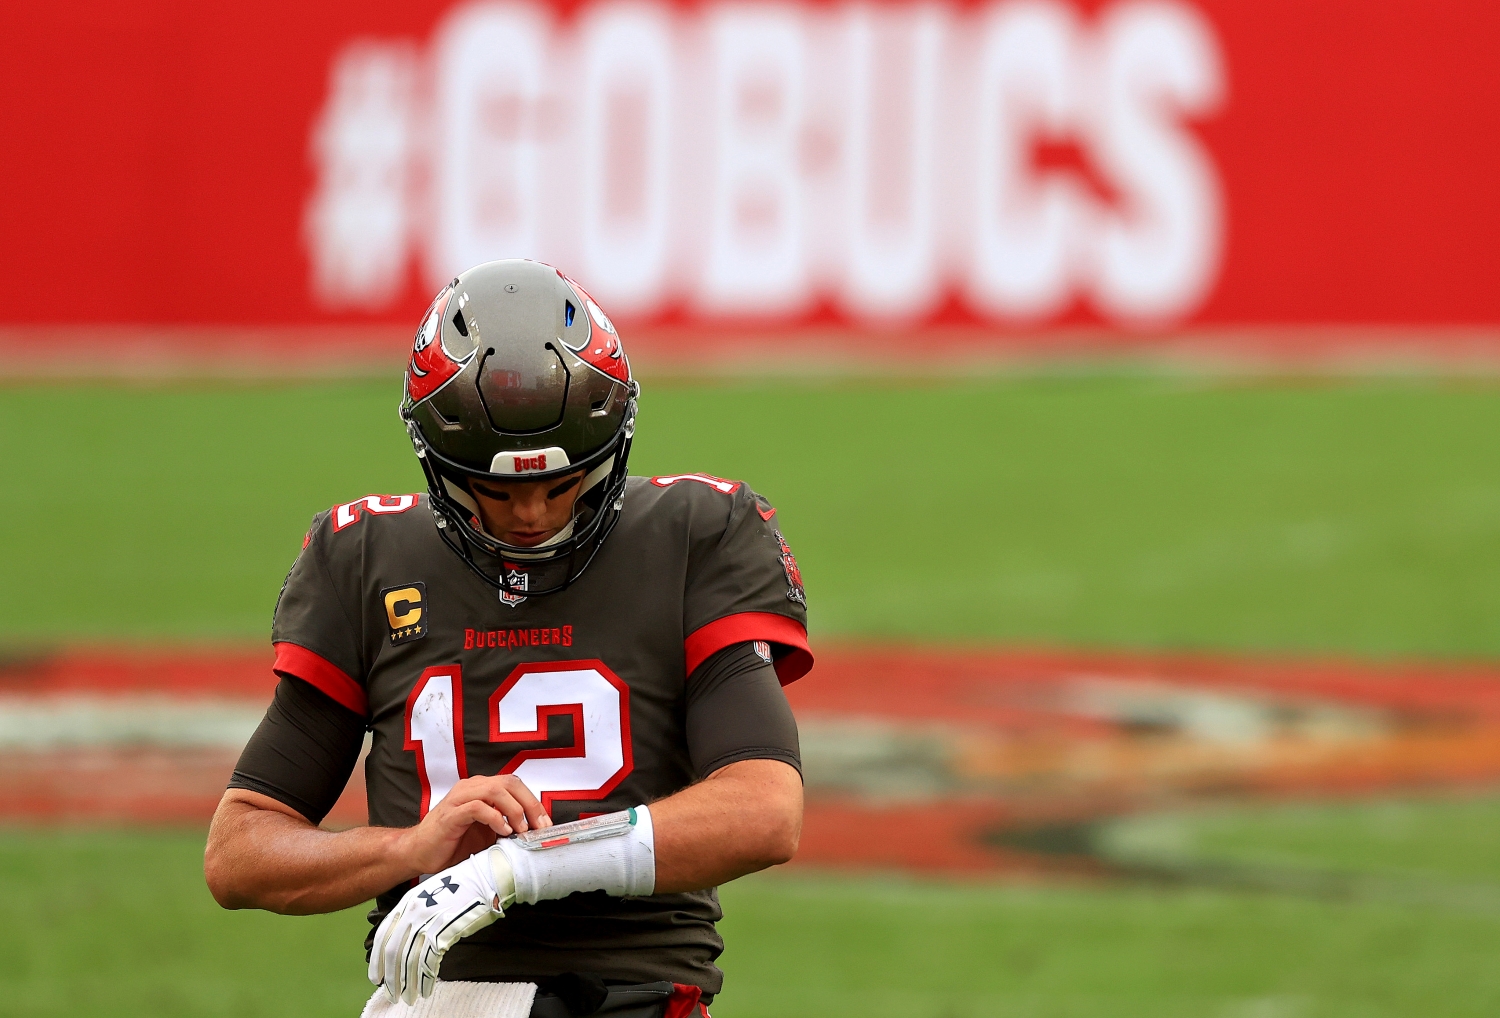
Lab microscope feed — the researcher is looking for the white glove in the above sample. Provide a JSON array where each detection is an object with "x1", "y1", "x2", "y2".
[{"x1": 368, "y1": 848, "x2": 517, "y2": 1005}]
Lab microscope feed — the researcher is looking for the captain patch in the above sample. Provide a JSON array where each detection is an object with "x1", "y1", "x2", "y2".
[{"x1": 381, "y1": 583, "x2": 428, "y2": 645}]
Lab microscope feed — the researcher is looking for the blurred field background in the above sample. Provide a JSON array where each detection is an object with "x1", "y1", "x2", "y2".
[{"x1": 3, "y1": 371, "x2": 1500, "y2": 1017}]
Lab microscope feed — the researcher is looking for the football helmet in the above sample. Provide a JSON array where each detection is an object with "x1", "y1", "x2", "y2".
[{"x1": 399, "y1": 259, "x2": 639, "y2": 597}]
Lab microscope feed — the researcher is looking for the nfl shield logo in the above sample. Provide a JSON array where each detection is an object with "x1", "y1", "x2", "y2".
[{"x1": 499, "y1": 568, "x2": 528, "y2": 607}]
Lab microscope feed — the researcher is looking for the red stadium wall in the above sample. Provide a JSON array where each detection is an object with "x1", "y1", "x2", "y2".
[{"x1": 2, "y1": 0, "x2": 1497, "y2": 339}]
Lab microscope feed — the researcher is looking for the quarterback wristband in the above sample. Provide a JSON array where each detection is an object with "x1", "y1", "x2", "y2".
[{"x1": 493, "y1": 806, "x2": 656, "y2": 904}]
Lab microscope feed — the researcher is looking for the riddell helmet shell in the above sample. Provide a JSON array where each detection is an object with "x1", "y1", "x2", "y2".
[{"x1": 399, "y1": 259, "x2": 639, "y2": 597}]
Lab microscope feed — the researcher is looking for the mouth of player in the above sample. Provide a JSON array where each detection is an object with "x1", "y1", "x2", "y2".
[{"x1": 504, "y1": 528, "x2": 556, "y2": 547}]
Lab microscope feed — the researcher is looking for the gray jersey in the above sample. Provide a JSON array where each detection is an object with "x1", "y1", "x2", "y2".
[{"x1": 270, "y1": 474, "x2": 811, "y2": 991}]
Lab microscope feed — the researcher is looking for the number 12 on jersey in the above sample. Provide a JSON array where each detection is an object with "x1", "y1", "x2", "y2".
[{"x1": 403, "y1": 660, "x2": 634, "y2": 816}]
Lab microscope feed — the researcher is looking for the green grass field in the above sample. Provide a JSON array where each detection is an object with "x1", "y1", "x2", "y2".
[
  {"x1": 5, "y1": 374, "x2": 1500, "y2": 654},
  {"x1": 3, "y1": 819, "x2": 1499, "y2": 1018},
  {"x1": 1101, "y1": 795, "x2": 1500, "y2": 886},
  {"x1": 3, "y1": 372, "x2": 1500, "y2": 1016}
]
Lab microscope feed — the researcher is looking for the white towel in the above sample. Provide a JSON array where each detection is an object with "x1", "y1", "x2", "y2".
[{"x1": 361, "y1": 981, "x2": 538, "y2": 1018}]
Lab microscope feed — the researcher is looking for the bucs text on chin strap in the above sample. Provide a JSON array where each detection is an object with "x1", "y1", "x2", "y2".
[{"x1": 369, "y1": 807, "x2": 657, "y2": 1006}]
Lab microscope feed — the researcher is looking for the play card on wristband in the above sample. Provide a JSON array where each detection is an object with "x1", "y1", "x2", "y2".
[{"x1": 511, "y1": 809, "x2": 637, "y2": 851}]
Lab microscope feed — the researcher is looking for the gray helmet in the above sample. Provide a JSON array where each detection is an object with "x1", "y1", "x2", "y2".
[{"x1": 399, "y1": 259, "x2": 639, "y2": 597}]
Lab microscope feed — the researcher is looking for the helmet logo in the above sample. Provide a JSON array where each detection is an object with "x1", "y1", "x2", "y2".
[
  {"x1": 407, "y1": 286, "x2": 475, "y2": 403},
  {"x1": 490, "y1": 446, "x2": 570, "y2": 475},
  {"x1": 584, "y1": 297, "x2": 615, "y2": 335},
  {"x1": 559, "y1": 274, "x2": 631, "y2": 384},
  {"x1": 499, "y1": 568, "x2": 528, "y2": 608},
  {"x1": 413, "y1": 303, "x2": 440, "y2": 353}
]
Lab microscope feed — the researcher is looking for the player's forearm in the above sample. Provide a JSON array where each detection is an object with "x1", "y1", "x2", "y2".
[
  {"x1": 205, "y1": 795, "x2": 416, "y2": 915},
  {"x1": 649, "y1": 758, "x2": 803, "y2": 893}
]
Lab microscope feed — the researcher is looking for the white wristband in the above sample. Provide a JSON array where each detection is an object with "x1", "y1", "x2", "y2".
[{"x1": 493, "y1": 805, "x2": 656, "y2": 905}]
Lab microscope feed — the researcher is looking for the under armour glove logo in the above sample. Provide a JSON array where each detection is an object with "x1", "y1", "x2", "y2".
[{"x1": 417, "y1": 876, "x2": 461, "y2": 907}]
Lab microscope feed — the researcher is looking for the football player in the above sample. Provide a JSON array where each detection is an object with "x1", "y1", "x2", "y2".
[{"x1": 204, "y1": 260, "x2": 812, "y2": 1018}]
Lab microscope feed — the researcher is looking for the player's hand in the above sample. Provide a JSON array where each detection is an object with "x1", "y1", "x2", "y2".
[
  {"x1": 369, "y1": 846, "x2": 517, "y2": 1004},
  {"x1": 396, "y1": 774, "x2": 552, "y2": 875}
]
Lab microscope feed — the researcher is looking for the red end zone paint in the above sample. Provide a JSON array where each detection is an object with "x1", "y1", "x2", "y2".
[
  {"x1": 785, "y1": 645, "x2": 1500, "y2": 724},
  {"x1": 787, "y1": 646, "x2": 1500, "y2": 871},
  {"x1": 5, "y1": 645, "x2": 1500, "y2": 874},
  {"x1": 0, "y1": 647, "x2": 278, "y2": 699}
]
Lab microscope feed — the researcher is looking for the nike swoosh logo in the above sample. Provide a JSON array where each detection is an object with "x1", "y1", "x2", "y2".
[{"x1": 757, "y1": 505, "x2": 776, "y2": 521}]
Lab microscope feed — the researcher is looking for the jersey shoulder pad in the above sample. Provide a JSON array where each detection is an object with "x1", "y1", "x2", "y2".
[
  {"x1": 636, "y1": 472, "x2": 773, "y2": 530},
  {"x1": 323, "y1": 493, "x2": 426, "y2": 535}
]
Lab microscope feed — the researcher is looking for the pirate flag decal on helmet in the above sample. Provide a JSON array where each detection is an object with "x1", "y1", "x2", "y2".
[{"x1": 406, "y1": 284, "x2": 476, "y2": 404}]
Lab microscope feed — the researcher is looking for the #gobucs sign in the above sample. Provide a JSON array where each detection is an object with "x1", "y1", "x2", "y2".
[{"x1": 406, "y1": 285, "x2": 475, "y2": 403}]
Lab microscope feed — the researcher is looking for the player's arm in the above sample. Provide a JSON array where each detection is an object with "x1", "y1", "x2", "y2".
[
  {"x1": 204, "y1": 677, "x2": 550, "y2": 915},
  {"x1": 208, "y1": 791, "x2": 417, "y2": 915},
  {"x1": 649, "y1": 757, "x2": 802, "y2": 892},
  {"x1": 652, "y1": 638, "x2": 805, "y2": 890},
  {"x1": 206, "y1": 780, "x2": 547, "y2": 915}
]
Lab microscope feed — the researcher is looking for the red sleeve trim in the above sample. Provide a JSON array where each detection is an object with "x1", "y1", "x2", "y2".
[
  {"x1": 684, "y1": 612, "x2": 814, "y2": 686},
  {"x1": 273, "y1": 642, "x2": 369, "y2": 717}
]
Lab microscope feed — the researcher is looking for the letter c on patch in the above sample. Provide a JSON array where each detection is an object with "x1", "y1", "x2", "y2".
[{"x1": 384, "y1": 587, "x2": 424, "y2": 629}]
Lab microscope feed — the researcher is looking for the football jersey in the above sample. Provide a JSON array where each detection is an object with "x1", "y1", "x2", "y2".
[{"x1": 270, "y1": 474, "x2": 812, "y2": 991}]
